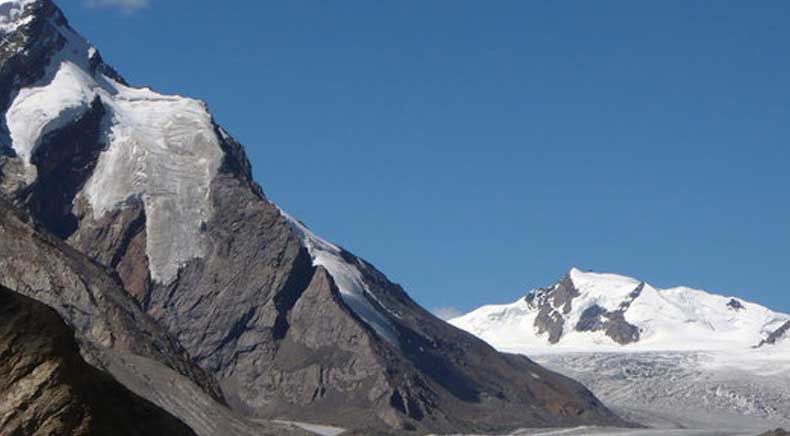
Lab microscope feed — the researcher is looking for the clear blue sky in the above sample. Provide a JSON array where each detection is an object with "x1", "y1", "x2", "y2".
[{"x1": 59, "y1": 0, "x2": 790, "y2": 315}]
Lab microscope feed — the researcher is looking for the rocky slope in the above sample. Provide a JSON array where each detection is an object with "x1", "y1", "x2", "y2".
[
  {"x1": 0, "y1": 285, "x2": 197, "y2": 436},
  {"x1": 0, "y1": 0, "x2": 625, "y2": 434},
  {"x1": 0, "y1": 197, "x2": 312, "y2": 436},
  {"x1": 451, "y1": 268, "x2": 790, "y2": 353}
]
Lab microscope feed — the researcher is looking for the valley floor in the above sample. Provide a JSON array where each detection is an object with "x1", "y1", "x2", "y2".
[
  {"x1": 264, "y1": 350, "x2": 790, "y2": 436},
  {"x1": 440, "y1": 427, "x2": 758, "y2": 436}
]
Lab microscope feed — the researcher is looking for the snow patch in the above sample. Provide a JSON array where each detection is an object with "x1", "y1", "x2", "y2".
[
  {"x1": 4, "y1": 14, "x2": 224, "y2": 284},
  {"x1": 83, "y1": 80, "x2": 223, "y2": 283},
  {"x1": 280, "y1": 210, "x2": 399, "y2": 347},
  {"x1": 6, "y1": 61, "x2": 94, "y2": 164},
  {"x1": 272, "y1": 420, "x2": 345, "y2": 436}
]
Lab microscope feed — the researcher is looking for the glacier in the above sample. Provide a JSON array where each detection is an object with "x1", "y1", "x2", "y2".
[
  {"x1": 450, "y1": 268, "x2": 790, "y2": 433},
  {"x1": 4, "y1": 7, "x2": 223, "y2": 284}
]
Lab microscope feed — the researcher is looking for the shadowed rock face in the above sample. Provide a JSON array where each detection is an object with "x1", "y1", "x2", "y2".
[
  {"x1": 0, "y1": 198, "x2": 312, "y2": 436},
  {"x1": 573, "y1": 283, "x2": 644, "y2": 345},
  {"x1": 0, "y1": 1, "x2": 628, "y2": 434},
  {"x1": 0, "y1": 286, "x2": 197, "y2": 436}
]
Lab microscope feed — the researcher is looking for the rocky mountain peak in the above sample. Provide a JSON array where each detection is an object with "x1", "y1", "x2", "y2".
[
  {"x1": 524, "y1": 268, "x2": 642, "y2": 345},
  {"x1": 452, "y1": 268, "x2": 790, "y2": 353},
  {"x1": 0, "y1": 1, "x2": 628, "y2": 433}
]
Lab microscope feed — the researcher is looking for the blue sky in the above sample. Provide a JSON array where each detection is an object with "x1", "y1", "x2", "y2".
[{"x1": 59, "y1": 0, "x2": 790, "y2": 315}]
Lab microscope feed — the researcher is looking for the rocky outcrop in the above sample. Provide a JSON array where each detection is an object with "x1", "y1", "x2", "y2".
[
  {"x1": 727, "y1": 298, "x2": 745, "y2": 311},
  {"x1": 0, "y1": 197, "x2": 311, "y2": 436},
  {"x1": 528, "y1": 273, "x2": 642, "y2": 345},
  {"x1": 0, "y1": 285, "x2": 196, "y2": 436},
  {"x1": 0, "y1": 196, "x2": 220, "y2": 401},
  {"x1": 0, "y1": 1, "x2": 628, "y2": 434},
  {"x1": 528, "y1": 275, "x2": 580, "y2": 343},
  {"x1": 573, "y1": 283, "x2": 644, "y2": 345},
  {"x1": 759, "y1": 321, "x2": 790, "y2": 347}
]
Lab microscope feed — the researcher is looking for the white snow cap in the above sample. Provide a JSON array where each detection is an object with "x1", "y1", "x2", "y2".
[
  {"x1": 451, "y1": 267, "x2": 790, "y2": 354},
  {"x1": 4, "y1": 9, "x2": 224, "y2": 284}
]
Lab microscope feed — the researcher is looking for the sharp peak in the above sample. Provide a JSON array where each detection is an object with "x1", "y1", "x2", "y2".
[{"x1": 566, "y1": 267, "x2": 641, "y2": 282}]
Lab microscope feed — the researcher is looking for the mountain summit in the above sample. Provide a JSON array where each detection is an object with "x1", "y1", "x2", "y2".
[
  {"x1": 451, "y1": 268, "x2": 790, "y2": 353},
  {"x1": 0, "y1": 1, "x2": 625, "y2": 434}
]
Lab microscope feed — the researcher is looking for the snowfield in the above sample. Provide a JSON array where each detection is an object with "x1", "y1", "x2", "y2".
[
  {"x1": 449, "y1": 268, "x2": 790, "y2": 435},
  {"x1": 451, "y1": 268, "x2": 790, "y2": 353}
]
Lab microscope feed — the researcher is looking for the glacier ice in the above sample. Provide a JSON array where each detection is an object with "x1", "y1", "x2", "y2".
[{"x1": 4, "y1": 12, "x2": 223, "y2": 284}]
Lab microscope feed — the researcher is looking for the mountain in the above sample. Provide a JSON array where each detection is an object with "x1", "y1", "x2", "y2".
[
  {"x1": 0, "y1": 197, "x2": 312, "y2": 436},
  {"x1": 0, "y1": 1, "x2": 626, "y2": 434},
  {"x1": 451, "y1": 268, "x2": 790, "y2": 432},
  {"x1": 451, "y1": 267, "x2": 790, "y2": 353},
  {"x1": 0, "y1": 285, "x2": 197, "y2": 436}
]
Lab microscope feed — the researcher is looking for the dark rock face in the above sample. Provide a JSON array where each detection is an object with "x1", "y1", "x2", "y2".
[
  {"x1": 727, "y1": 298, "x2": 745, "y2": 311},
  {"x1": 759, "y1": 321, "x2": 790, "y2": 347},
  {"x1": 0, "y1": 1, "x2": 629, "y2": 434},
  {"x1": 0, "y1": 285, "x2": 197, "y2": 436},
  {"x1": 18, "y1": 97, "x2": 106, "y2": 238},
  {"x1": 0, "y1": 198, "x2": 312, "y2": 436},
  {"x1": 573, "y1": 284, "x2": 643, "y2": 345},
  {"x1": 528, "y1": 275, "x2": 580, "y2": 344},
  {"x1": 529, "y1": 274, "x2": 642, "y2": 346},
  {"x1": 0, "y1": 196, "x2": 221, "y2": 401}
]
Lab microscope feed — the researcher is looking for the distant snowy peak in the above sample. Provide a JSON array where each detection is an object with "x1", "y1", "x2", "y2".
[{"x1": 450, "y1": 268, "x2": 790, "y2": 353}]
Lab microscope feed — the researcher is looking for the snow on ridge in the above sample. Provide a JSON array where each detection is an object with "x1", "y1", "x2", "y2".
[
  {"x1": 4, "y1": 14, "x2": 224, "y2": 284},
  {"x1": 451, "y1": 268, "x2": 790, "y2": 354},
  {"x1": 0, "y1": 0, "x2": 35, "y2": 35},
  {"x1": 279, "y1": 209, "x2": 400, "y2": 347}
]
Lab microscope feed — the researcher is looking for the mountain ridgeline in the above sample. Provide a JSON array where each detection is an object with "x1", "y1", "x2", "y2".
[
  {"x1": 0, "y1": 1, "x2": 626, "y2": 434},
  {"x1": 451, "y1": 268, "x2": 790, "y2": 353}
]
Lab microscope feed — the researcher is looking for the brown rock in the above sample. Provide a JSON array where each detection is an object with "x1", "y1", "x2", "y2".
[{"x1": 0, "y1": 285, "x2": 196, "y2": 436}]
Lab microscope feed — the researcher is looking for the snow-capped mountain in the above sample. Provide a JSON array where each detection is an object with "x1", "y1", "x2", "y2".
[
  {"x1": 452, "y1": 269, "x2": 790, "y2": 433},
  {"x1": 0, "y1": 1, "x2": 626, "y2": 434},
  {"x1": 451, "y1": 268, "x2": 790, "y2": 353}
]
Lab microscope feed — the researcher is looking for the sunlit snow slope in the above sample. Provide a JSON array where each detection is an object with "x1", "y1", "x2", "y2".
[
  {"x1": 451, "y1": 269, "x2": 790, "y2": 432},
  {"x1": 451, "y1": 268, "x2": 790, "y2": 353}
]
